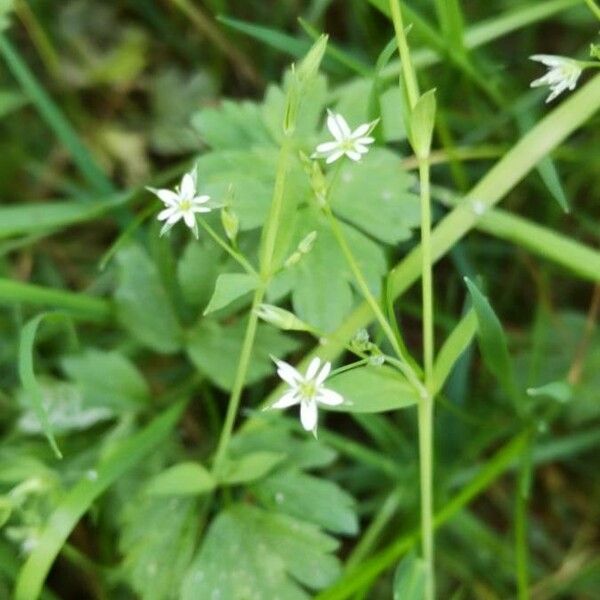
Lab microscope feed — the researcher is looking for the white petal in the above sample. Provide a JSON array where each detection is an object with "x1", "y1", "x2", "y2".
[
  {"x1": 327, "y1": 111, "x2": 344, "y2": 141},
  {"x1": 325, "y1": 150, "x2": 344, "y2": 164},
  {"x1": 315, "y1": 361, "x2": 331, "y2": 385},
  {"x1": 306, "y1": 357, "x2": 321, "y2": 380},
  {"x1": 183, "y1": 211, "x2": 196, "y2": 228},
  {"x1": 354, "y1": 144, "x2": 370, "y2": 154},
  {"x1": 530, "y1": 74, "x2": 551, "y2": 88},
  {"x1": 193, "y1": 195, "x2": 210, "y2": 205},
  {"x1": 345, "y1": 150, "x2": 362, "y2": 161},
  {"x1": 180, "y1": 173, "x2": 196, "y2": 199},
  {"x1": 274, "y1": 358, "x2": 303, "y2": 386},
  {"x1": 334, "y1": 113, "x2": 351, "y2": 138},
  {"x1": 530, "y1": 54, "x2": 565, "y2": 67},
  {"x1": 159, "y1": 220, "x2": 174, "y2": 237},
  {"x1": 351, "y1": 123, "x2": 371, "y2": 138},
  {"x1": 271, "y1": 390, "x2": 300, "y2": 409},
  {"x1": 316, "y1": 141, "x2": 340, "y2": 153},
  {"x1": 153, "y1": 188, "x2": 180, "y2": 206},
  {"x1": 317, "y1": 388, "x2": 344, "y2": 406},
  {"x1": 192, "y1": 205, "x2": 212, "y2": 213},
  {"x1": 167, "y1": 211, "x2": 182, "y2": 225},
  {"x1": 300, "y1": 400, "x2": 318, "y2": 432},
  {"x1": 157, "y1": 206, "x2": 176, "y2": 221},
  {"x1": 357, "y1": 136, "x2": 375, "y2": 145}
]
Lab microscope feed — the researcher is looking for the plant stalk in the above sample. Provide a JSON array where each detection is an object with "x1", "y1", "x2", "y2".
[{"x1": 418, "y1": 158, "x2": 435, "y2": 600}]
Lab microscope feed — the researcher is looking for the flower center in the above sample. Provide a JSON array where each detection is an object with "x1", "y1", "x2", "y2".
[
  {"x1": 298, "y1": 380, "x2": 317, "y2": 400},
  {"x1": 179, "y1": 198, "x2": 192, "y2": 211}
]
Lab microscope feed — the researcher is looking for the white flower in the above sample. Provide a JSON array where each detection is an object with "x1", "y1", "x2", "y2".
[
  {"x1": 269, "y1": 357, "x2": 344, "y2": 435},
  {"x1": 147, "y1": 169, "x2": 211, "y2": 238},
  {"x1": 313, "y1": 110, "x2": 377, "y2": 164},
  {"x1": 530, "y1": 55, "x2": 583, "y2": 103}
]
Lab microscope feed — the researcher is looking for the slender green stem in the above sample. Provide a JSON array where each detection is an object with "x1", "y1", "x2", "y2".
[
  {"x1": 322, "y1": 205, "x2": 424, "y2": 396},
  {"x1": 388, "y1": 0, "x2": 419, "y2": 109},
  {"x1": 583, "y1": 0, "x2": 600, "y2": 20},
  {"x1": 197, "y1": 218, "x2": 257, "y2": 276},
  {"x1": 516, "y1": 436, "x2": 533, "y2": 599},
  {"x1": 212, "y1": 285, "x2": 265, "y2": 475}
]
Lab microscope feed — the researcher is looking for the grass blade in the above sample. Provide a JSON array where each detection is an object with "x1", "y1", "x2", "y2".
[{"x1": 0, "y1": 34, "x2": 112, "y2": 195}]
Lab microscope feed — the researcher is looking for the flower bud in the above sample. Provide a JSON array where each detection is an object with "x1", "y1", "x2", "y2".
[{"x1": 255, "y1": 304, "x2": 312, "y2": 332}]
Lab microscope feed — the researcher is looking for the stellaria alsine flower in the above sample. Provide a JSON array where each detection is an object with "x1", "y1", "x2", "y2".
[
  {"x1": 147, "y1": 169, "x2": 211, "y2": 238},
  {"x1": 313, "y1": 110, "x2": 378, "y2": 164},
  {"x1": 530, "y1": 55, "x2": 583, "y2": 103},
  {"x1": 269, "y1": 357, "x2": 343, "y2": 435}
]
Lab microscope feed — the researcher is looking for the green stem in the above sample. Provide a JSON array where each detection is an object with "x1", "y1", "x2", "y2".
[
  {"x1": 322, "y1": 205, "x2": 424, "y2": 396},
  {"x1": 197, "y1": 218, "x2": 257, "y2": 276},
  {"x1": 212, "y1": 133, "x2": 294, "y2": 473},
  {"x1": 583, "y1": 0, "x2": 600, "y2": 20},
  {"x1": 212, "y1": 285, "x2": 265, "y2": 475},
  {"x1": 388, "y1": 0, "x2": 419, "y2": 109},
  {"x1": 516, "y1": 435, "x2": 533, "y2": 599}
]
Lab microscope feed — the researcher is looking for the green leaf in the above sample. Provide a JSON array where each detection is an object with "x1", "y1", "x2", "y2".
[
  {"x1": 393, "y1": 550, "x2": 426, "y2": 600},
  {"x1": 330, "y1": 148, "x2": 420, "y2": 245},
  {"x1": 327, "y1": 366, "x2": 419, "y2": 413},
  {"x1": 527, "y1": 381, "x2": 572, "y2": 404},
  {"x1": 186, "y1": 319, "x2": 300, "y2": 391},
  {"x1": 433, "y1": 310, "x2": 477, "y2": 394},
  {"x1": 145, "y1": 462, "x2": 216, "y2": 496},
  {"x1": 229, "y1": 426, "x2": 336, "y2": 470},
  {"x1": 464, "y1": 277, "x2": 518, "y2": 401},
  {"x1": 220, "y1": 451, "x2": 286, "y2": 485},
  {"x1": 18, "y1": 313, "x2": 72, "y2": 458},
  {"x1": 191, "y1": 100, "x2": 272, "y2": 150},
  {"x1": 115, "y1": 245, "x2": 183, "y2": 353},
  {"x1": 120, "y1": 496, "x2": 198, "y2": 600},
  {"x1": 410, "y1": 88, "x2": 436, "y2": 159},
  {"x1": 177, "y1": 238, "x2": 222, "y2": 308},
  {"x1": 0, "y1": 88, "x2": 25, "y2": 118},
  {"x1": 0, "y1": 194, "x2": 128, "y2": 241},
  {"x1": 61, "y1": 348, "x2": 149, "y2": 411},
  {"x1": 254, "y1": 469, "x2": 358, "y2": 535},
  {"x1": 14, "y1": 402, "x2": 185, "y2": 600},
  {"x1": 203, "y1": 272, "x2": 258, "y2": 315},
  {"x1": 181, "y1": 504, "x2": 341, "y2": 599}
]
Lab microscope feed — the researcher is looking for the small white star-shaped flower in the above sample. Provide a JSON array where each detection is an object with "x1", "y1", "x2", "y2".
[
  {"x1": 147, "y1": 169, "x2": 211, "y2": 238},
  {"x1": 269, "y1": 357, "x2": 343, "y2": 436},
  {"x1": 313, "y1": 110, "x2": 377, "y2": 164},
  {"x1": 530, "y1": 55, "x2": 583, "y2": 103}
]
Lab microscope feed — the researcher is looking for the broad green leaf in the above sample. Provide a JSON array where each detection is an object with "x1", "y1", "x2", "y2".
[
  {"x1": 15, "y1": 403, "x2": 184, "y2": 600},
  {"x1": 145, "y1": 462, "x2": 215, "y2": 496},
  {"x1": 203, "y1": 272, "x2": 258, "y2": 315},
  {"x1": 410, "y1": 88, "x2": 436, "y2": 159},
  {"x1": 17, "y1": 379, "x2": 112, "y2": 436},
  {"x1": 330, "y1": 148, "x2": 420, "y2": 245},
  {"x1": 120, "y1": 496, "x2": 198, "y2": 600},
  {"x1": 527, "y1": 380, "x2": 572, "y2": 404},
  {"x1": 229, "y1": 426, "x2": 336, "y2": 470},
  {"x1": 393, "y1": 550, "x2": 426, "y2": 600},
  {"x1": 181, "y1": 504, "x2": 341, "y2": 599},
  {"x1": 254, "y1": 469, "x2": 358, "y2": 535},
  {"x1": 220, "y1": 451, "x2": 286, "y2": 485},
  {"x1": 327, "y1": 366, "x2": 419, "y2": 413},
  {"x1": 191, "y1": 100, "x2": 272, "y2": 150},
  {"x1": 464, "y1": 277, "x2": 518, "y2": 401},
  {"x1": 177, "y1": 238, "x2": 222, "y2": 307},
  {"x1": 115, "y1": 245, "x2": 183, "y2": 353},
  {"x1": 61, "y1": 348, "x2": 148, "y2": 411},
  {"x1": 433, "y1": 310, "x2": 477, "y2": 394},
  {"x1": 186, "y1": 319, "x2": 300, "y2": 391}
]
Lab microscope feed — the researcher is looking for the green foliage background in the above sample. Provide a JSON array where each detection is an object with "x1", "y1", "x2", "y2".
[{"x1": 0, "y1": 1, "x2": 599, "y2": 598}]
